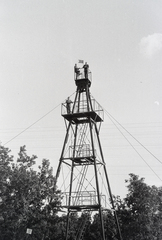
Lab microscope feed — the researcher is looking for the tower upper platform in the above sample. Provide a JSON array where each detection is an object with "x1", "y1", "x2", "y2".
[{"x1": 62, "y1": 96, "x2": 103, "y2": 123}]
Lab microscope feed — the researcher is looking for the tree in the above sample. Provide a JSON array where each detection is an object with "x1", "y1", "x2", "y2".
[
  {"x1": 114, "y1": 173, "x2": 162, "y2": 240},
  {"x1": 0, "y1": 145, "x2": 14, "y2": 239},
  {"x1": 1, "y1": 145, "x2": 161, "y2": 240},
  {"x1": 88, "y1": 210, "x2": 117, "y2": 240},
  {"x1": 0, "y1": 145, "x2": 62, "y2": 240}
]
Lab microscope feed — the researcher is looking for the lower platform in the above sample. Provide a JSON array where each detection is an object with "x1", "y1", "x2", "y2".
[{"x1": 62, "y1": 204, "x2": 100, "y2": 211}]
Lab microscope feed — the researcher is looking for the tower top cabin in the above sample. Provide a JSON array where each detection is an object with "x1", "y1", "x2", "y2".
[{"x1": 74, "y1": 62, "x2": 91, "y2": 91}]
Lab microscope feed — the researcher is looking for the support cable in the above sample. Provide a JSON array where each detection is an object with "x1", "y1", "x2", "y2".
[
  {"x1": 4, "y1": 103, "x2": 60, "y2": 146},
  {"x1": 104, "y1": 109, "x2": 162, "y2": 165},
  {"x1": 104, "y1": 109, "x2": 162, "y2": 182},
  {"x1": 3, "y1": 92, "x2": 76, "y2": 146}
]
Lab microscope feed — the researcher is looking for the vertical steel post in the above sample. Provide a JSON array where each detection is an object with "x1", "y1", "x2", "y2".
[{"x1": 88, "y1": 117, "x2": 106, "y2": 240}]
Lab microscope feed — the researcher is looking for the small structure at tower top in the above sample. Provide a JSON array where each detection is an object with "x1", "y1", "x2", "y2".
[{"x1": 74, "y1": 62, "x2": 92, "y2": 90}]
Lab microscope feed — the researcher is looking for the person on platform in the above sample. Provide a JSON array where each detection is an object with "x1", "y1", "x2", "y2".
[
  {"x1": 74, "y1": 64, "x2": 80, "y2": 79},
  {"x1": 83, "y1": 62, "x2": 89, "y2": 79},
  {"x1": 66, "y1": 97, "x2": 72, "y2": 114}
]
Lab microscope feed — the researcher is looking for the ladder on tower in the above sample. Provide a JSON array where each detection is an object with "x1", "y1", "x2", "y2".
[
  {"x1": 77, "y1": 126, "x2": 87, "y2": 158},
  {"x1": 75, "y1": 210, "x2": 92, "y2": 240}
]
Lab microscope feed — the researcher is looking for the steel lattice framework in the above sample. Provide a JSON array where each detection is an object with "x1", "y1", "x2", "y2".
[{"x1": 55, "y1": 63, "x2": 122, "y2": 240}]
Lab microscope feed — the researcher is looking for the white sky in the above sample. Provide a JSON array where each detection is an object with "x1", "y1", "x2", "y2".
[{"x1": 0, "y1": 0, "x2": 162, "y2": 197}]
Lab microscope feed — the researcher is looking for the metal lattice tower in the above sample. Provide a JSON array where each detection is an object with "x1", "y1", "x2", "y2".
[{"x1": 55, "y1": 62, "x2": 122, "y2": 240}]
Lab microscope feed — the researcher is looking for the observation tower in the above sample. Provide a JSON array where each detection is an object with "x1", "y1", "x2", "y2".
[{"x1": 55, "y1": 62, "x2": 121, "y2": 240}]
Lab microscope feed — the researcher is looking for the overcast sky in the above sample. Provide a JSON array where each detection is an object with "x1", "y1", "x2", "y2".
[{"x1": 0, "y1": 0, "x2": 162, "y2": 197}]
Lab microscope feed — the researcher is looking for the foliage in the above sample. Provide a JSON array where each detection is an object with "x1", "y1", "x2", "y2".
[
  {"x1": 0, "y1": 145, "x2": 161, "y2": 240},
  {"x1": 0, "y1": 145, "x2": 61, "y2": 240},
  {"x1": 114, "y1": 173, "x2": 162, "y2": 240}
]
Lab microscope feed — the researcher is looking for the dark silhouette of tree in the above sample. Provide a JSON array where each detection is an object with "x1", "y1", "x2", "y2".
[
  {"x1": 0, "y1": 145, "x2": 61, "y2": 240},
  {"x1": 1, "y1": 145, "x2": 161, "y2": 240},
  {"x1": 114, "y1": 173, "x2": 162, "y2": 240}
]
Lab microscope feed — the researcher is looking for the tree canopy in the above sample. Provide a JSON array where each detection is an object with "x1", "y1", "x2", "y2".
[
  {"x1": 114, "y1": 173, "x2": 162, "y2": 240},
  {"x1": 0, "y1": 145, "x2": 61, "y2": 240},
  {"x1": 0, "y1": 145, "x2": 161, "y2": 240}
]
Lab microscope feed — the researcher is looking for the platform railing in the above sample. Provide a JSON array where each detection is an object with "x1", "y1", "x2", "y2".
[
  {"x1": 62, "y1": 98, "x2": 104, "y2": 121},
  {"x1": 74, "y1": 68, "x2": 92, "y2": 81},
  {"x1": 63, "y1": 191, "x2": 97, "y2": 206},
  {"x1": 69, "y1": 144, "x2": 94, "y2": 159},
  {"x1": 62, "y1": 191, "x2": 106, "y2": 208}
]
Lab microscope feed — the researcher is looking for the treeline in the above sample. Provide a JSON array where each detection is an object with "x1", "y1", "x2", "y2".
[{"x1": 0, "y1": 145, "x2": 162, "y2": 240}]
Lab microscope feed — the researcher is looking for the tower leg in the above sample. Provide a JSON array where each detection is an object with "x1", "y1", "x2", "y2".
[
  {"x1": 94, "y1": 124, "x2": 123, "y2": 240},
  {"x1": 65, "y1": 211, "x2": 70, "y2": 240},
  {"x1": 65, "y1": 124, "x2": 78, "y2": 240},
  {"x1": 89, "y1": 118, "x2": 106, "y2": 240},
  {"x1": 55, "y1": 121, "x2": 72, "y2": 182}
]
